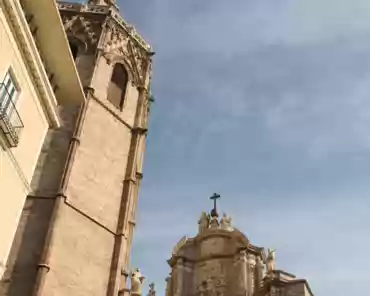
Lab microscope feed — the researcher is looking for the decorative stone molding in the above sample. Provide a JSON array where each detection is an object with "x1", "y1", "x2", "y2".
[
  {"x1": 61, "y1": 14, "x2": 102, "y2": 53},
  {"x1": 58, "y1": 2, "x2": 152, "y2": 53},
  {"x1": 1, "y1": 0, "x2": 60, "y2": 127}
]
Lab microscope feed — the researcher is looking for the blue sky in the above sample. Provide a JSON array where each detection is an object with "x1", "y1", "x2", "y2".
[{"x1": 116, "y1": 0, "x2": 370, "y2": 294}]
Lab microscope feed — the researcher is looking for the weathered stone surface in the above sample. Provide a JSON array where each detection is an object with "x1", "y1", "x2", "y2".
[
  {"x1": 41, "y1": 205, "x2": 115, "y2": 296},
  {"x1": 66, "y1": 98, "x2": 132, "y2": 231},
  {"x1": 0, "y1": 198, "x2": 55, "y2": 296},
  {"x1": 166, "y1": 210, "x2": 314, "y2": 296},
  {"x1": 31, "y1": 104, "x2": 81, "y2": 197}
]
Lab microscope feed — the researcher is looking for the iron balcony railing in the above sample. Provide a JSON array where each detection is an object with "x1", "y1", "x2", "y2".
[{"x1": 0, "y1": 83, "x2": 24, "y2": 147}]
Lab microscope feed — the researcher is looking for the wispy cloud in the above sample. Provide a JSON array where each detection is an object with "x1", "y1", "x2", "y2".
[{"x1": 120, "y1": 0, "x2": 370, "y2": 295}]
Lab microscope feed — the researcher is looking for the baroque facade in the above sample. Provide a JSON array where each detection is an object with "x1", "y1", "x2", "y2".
[
  {"x1": 163, "y1": 198, "x2": 314, "y2": 296},
  {"x1": 0, "y1": 0, "x2": 154, "y2": 296}
]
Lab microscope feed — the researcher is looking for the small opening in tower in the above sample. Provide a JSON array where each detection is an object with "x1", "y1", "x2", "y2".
[
  {"x1": 69, "y1": 41, "x2": 79, "y2": 61},
  {"x1": 107, "y1": 63, "x2": 128, "y2": 110}
]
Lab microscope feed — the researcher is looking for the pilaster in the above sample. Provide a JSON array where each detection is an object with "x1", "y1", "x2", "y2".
[
  {"x1": 247, "y1": 253, "x2": 256, "y2": 296},
  {"x1": 174, "y1": 259, "x2": 185, "y2": 296},
  {"x1": 234, "y1": 249, "x2": 248, "y2": 296},
  {"x1": 255, "y1": 256, "x2": 265, "y2": 293},
  {"x1": 165, "y1": 276, "x2": 173, "y2": 296}
]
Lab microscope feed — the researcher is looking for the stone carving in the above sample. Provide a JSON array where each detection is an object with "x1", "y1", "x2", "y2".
[
  {"x1": 103, "y1": 25, "x2": 129, "y2": 55},
  {"x1": 198, "y1": 212, "x2": 209, "y2": 233},
  {"x1": 196, "y1": 260, "x2": 226, "y2": 295},
  {"x1": 209, "y1": 215, "x2": 219, "y2": 229},
  {"x1": 147, "y1": 283, "x2": 156, "y2": 296},
  {"x1": 197, "y1": 281, "x2": 207, "y2": 296},
  {"x1": 118, "y1": 268, "x2": 129, "y2": 292},
  {"x1": 101, "y1": 24, "x2": 148, "y2": 86},
  {"x1": 270, "y1": 286, "x2": 278, "y2": 296},
  {"x1": 60, "y1": 14, "x2": 102, "y2": 53},
  {"x1": 266, "y1": 249, "x2": 276, "y2": 272},
  {"x1": 197, "y1": 278, "x2": 222, "y2": 296},
  {"x1": 130, "y1": 268, "x2": 145, "y2": 295},
  {"x1": 127, "y1": 41, "x2": 147, "y2": 84},
  {"x1": 172, "y1": 236, "x2": 188, "y2": 255},
  {"x1": 220, "y1": 213, "x2": 233, "y2": 231}
]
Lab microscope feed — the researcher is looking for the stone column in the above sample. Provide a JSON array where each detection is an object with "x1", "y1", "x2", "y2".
[
  {"x1": 165, "y1": 276, "x2": 173, "y2": 296},
  {"x1": 255, "y1": 256, "x2": 265, "y2": 292},
  {"x1": 246, "y1": 253, "x2": 256, "y2": 296},
  {"x1": 234, "y1": 250, "x2": 248, "y2": 296},
  {"x1": 174, "y1": 259, "x2": 185, "y2": 296}
]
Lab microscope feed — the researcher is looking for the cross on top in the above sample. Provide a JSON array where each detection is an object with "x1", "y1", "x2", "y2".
[{"x1": 210, "y1": 193, "x2": 221, "y2": 217}]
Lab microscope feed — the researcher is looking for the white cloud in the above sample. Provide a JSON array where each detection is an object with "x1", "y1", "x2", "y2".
[{"x1": 122, "y1": 0, "x2": 370, "y2": 295}]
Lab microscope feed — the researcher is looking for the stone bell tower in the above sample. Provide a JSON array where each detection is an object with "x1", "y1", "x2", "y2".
[
  {"x1": 0, "y1": 1, "x2": 154, "y2": 296},
  {"x1": 165, "y1": 194, "x2": 314, "y2": 296},
  {"x1": 39, "y1": 1, "x2": 153, "y2": 295}
]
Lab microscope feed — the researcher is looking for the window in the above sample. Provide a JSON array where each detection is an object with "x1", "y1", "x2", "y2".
[
  {"x1": 0, "y1": 69, "x2": 23, "y2": 147},
  {"x1": 0, "y1": 70, "x2": 19, "y2": 116},
  {"x1": 69, "y1": 41, "x2": 79, "y2": 61},
  {"x1": 107, "y1": 63, "x2": 128, "y2": 110}
]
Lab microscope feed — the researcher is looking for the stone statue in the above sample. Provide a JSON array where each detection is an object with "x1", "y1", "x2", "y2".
[
  {"x1": 148, "y1": 283, "x2": 156, "y2": 296},
  {"x1": 130, "y1": 268, "x2": 145, "y2": 295},
  {"x1": 209, "y1": 215, "x2": 219, "y2": 229},
  {"x1": 118, "y1": 268, "x2": 129, "y2": 293},
  {"x1": 197, "y1": 281, "x2": 207, "y2": 296},
  {"x1": 198, "y1": 212, "x2": 209, "y2": 233},
  {"x1": 220, "y1": 213, "x2": 233, "y2": 231},
  {"x1": 266, "y1": 248, "x2": 276, "y2": 272}
]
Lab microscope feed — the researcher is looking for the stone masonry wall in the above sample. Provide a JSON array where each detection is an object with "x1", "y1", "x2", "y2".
[
  {"x1": 65, "y1": 98, "x2": 132, "y2": 231},
  {"x1": 0, "y1": 103, "x2": 81, "y2": 296},
  {"x1": 41, "y1": 205, "x2": 114, "y2": 296},
  {"x1": 0, "y1": 198, "x2": 55, "y2": 296},
  {"x1": 30, "y1": 103, "x2": 81, "y2": 197}
]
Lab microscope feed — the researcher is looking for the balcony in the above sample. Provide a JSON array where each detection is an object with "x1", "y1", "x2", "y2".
[{"x1": 0, "y1": 83, "x2": 24, "y2": 147}]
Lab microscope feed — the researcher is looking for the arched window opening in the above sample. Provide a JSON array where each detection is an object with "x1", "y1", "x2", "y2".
[
  {"x1": 108, "y1": 63, "x2": 128, "y2": 110},
  {"x1": 69, "y1": 41, "x2": 79, "y2": 61}
]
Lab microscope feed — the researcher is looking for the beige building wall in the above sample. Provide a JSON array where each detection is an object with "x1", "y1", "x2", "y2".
[
  {"x1": 0, "y1": 1, "x2": 152, "y2": 295},
  {"x1": 0, "y1": 5, "x2": 52, "y2": 277}
]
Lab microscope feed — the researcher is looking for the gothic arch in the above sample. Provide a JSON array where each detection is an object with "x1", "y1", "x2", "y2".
[
  {"x1": 67, "y1": 35, "x2": 88, "y2": 61},
  {"x1": 106, "y1": 55, "x2": 139, "y2": 86},
  {"x1": 107, "y1": 62, "x2": 129, "y2": 110}
]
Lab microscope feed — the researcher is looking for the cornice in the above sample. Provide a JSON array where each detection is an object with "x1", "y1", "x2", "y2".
[
  {"x1": 57, "y1": 1, "x2": 153, "y2": 54},
  {"x1": 1, "y1": 0, "x2": 60, "y2": 128}
]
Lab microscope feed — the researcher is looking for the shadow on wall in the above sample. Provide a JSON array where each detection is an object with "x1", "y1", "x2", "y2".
[
  {"x1": 0, "y1": 104, "x2": 81, "y2": 296},
  {"x1": 0, "y1": 198, "x2": 55, "y2": 296}
]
